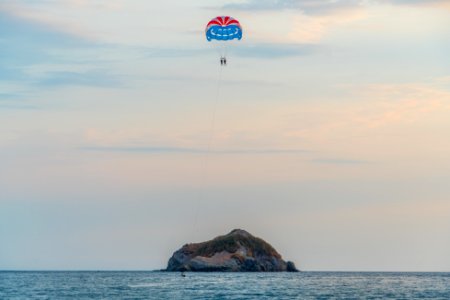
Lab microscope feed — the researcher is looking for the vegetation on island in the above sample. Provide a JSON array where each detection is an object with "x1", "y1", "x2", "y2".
[{"x1": 190, "y1": 229, "x2": 281, "y2": 259}]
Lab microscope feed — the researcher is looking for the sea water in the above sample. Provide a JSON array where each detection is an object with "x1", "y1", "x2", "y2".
[{"x1": 1, "y1": 271, "x2": 449, "y2": 299}]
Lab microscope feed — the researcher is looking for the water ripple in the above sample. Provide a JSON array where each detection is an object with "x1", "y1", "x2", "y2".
[{"x1": 1, "y1": 271, "x2": 449, "y2": 299}]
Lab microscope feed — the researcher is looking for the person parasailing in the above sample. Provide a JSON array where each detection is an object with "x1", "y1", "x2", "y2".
[{"x1": 205, "y1": 16, "x2": 243, "y2": 66}]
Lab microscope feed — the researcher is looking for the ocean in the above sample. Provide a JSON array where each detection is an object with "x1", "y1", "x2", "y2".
[{"x1": 1, "y1": 271, "x2": 449, "y2": 299}]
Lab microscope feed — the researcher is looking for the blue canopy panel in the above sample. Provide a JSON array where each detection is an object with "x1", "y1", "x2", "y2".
[{"x1": 206, "y1": 25, "x2": 242, "y2": 42}]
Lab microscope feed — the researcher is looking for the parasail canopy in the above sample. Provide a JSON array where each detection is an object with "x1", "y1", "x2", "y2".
[{"x1": 205, "y1": 16, "x2": 243, "y2": 42}]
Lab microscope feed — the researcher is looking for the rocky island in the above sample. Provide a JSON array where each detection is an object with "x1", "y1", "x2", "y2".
[{"x1": 166, "y1": 229, "x2": 299, "y2": 272}]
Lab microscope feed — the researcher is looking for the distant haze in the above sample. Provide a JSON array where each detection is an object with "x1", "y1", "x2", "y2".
[{"x1": 1, "y1": 0, "x2": 449, "y2": 271}]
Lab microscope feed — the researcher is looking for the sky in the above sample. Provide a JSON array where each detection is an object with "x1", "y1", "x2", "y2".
[{"x1": 1, "y1": 0, "x2": 450, "y2": 271}]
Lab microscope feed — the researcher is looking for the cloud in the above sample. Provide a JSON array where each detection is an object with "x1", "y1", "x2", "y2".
[
  {"x1": 0, "y1": 10, "x2": 123, "y2": 100},
  {"x1": 0, "y1": 11, "x2": 91, "y2": 63},
  {"x1": 280, "y1": 81, "x2": 450, "y2": 153},
  {"x1": 233, "y1": 43, "x2": 321, "y2": 58},
  {"x1": 223, "y1": 0, "x2": 450, "y2": 13},
  {"x1": 0, "y1": 92, "x2": 38, "y2": 110},
  {"x1": 220, "y1": 0, "x2": 447, "y2": 44},
  {"x1": 380, "y1": 0, "x2": 449, "y2": 5},
  {"x1": 142, "y1": 47, "x2": 208, "y2": 58},
  {"x1": 0, "y1": 12, "x2": 84, "y2": 67},
  {"x1": 0, "y1": 93, "x2": 20, "y2": 100},
  {"x1": 220, "y1": 1, "x2": 368, "y2": 44},
  {"x1": 80, "y1": 146, "x2": 309, "y2": 155},
  {"x1": 0, "y1": 1, "x2": 103, "y2": 40},
  {"x1": 223, "y1": 0, "x2": 362, "y2": 15},
  {"x1": 36, "y1": 70, "x2": 121, "y2": 88},
  {"x1": 137, "y1": 43, "x2": 320, "y2": 60},
  {"x1": 350, "y1": 83, "x2": 450, "y2": 128},
  {"x1": 286, "y1": 8, "x2": 366, "y2": 42},
  {"x1": 311, "y1": 158, "x2": 371, "y2": 165},
  {"x1": 0, "y1": 102, "x2": 40, "y2": 110}
]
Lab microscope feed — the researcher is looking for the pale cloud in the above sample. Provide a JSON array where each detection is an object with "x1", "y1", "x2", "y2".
[
  {"x1": 305, "y1": 198, "x2": 450, "y2": 227},
  {"x1": 287, "y1": 8, "x2": 366, "y2": 43},
  {"x1": 350, "y1": 83, "x2": 450, "y2": 128},
  {"x1": 283, "y1": 82, "x2": 450, "y2": 141},
  {"x1": 65, "y1": 0, "x2": 124, "y2": 10},
  {"x1": 0, "y1": 0, "x2": 205, "y2": 46},
  {"x1": 433, "y1": 76, "x2": 450, "y2": 87},
  {"x1": 223, "y1": 0, "x2": 448, "y2": 43},
  {"x1": 0, "y1": 2, "x2": 96, "y2": 40},
  {"x1": 224, "y1": 0, "x2": 449, "y2": 43},
  {"x1": 82, "y1": 146, "x2": 309, "y2": 155},
  {"x1": 234, "y1": 43, "x2": 320, "y2": 57},
  {"x1": 379, "y1": 0, "x2": 450, "y2": 10},
  {"x1": 274, "y1": 80, "x2": 450, "y2": 184},
  {"x1": 311, "y1": 158, "x2": 370, "y2": 165},
  {"x1": 70, "y1": 81, "x2": 450, "y2": 187},
  {"x1": 223, "y1": 0, "x2": 363, "y2": 14},
  {"x1": 224, "y1": 0, "x2": 450, "y2": 13},
  {"x1": 221, "y1": 2, "x2": 367, "y2": 43}
]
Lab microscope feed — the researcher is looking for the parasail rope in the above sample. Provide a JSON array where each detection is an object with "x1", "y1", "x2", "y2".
[{"x1": 192, "y1": 61, "x2": 224, "y2": 234}]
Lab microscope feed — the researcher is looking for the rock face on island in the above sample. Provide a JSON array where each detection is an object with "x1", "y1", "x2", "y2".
[{"x1": 166, "y1": 229, "x2": 299, "y2": 272}]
